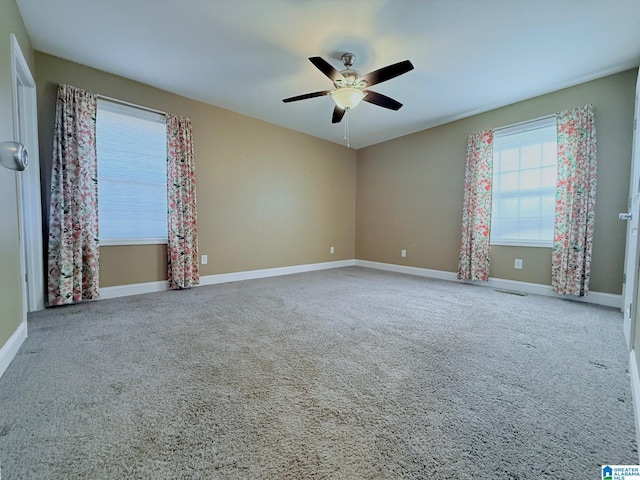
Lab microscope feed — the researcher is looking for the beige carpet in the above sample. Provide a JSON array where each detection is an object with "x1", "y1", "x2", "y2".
[{"x1": 0, "y1": 267, "x2": 636, "y2": 479}]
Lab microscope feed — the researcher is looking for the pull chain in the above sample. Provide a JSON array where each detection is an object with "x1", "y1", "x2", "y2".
[{"x1": 344, "y1": 109, "x2": 350, "y2": 148}]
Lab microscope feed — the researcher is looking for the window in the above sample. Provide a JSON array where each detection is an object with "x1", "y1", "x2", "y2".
[
  {"x1": 490, "y1": 117, "x2": 557, "y2": 247},
  {"x1": 96, "y1": 99, "x2": 167, "y2": 245}
]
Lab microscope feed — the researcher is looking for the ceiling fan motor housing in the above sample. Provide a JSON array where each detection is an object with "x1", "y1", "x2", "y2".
[
  {"x1": 335, "y1": 53, "x2": 367, "y2": 88},
  {"x1": 335, "y1": 68, "x2": 364, "y2": 88}
]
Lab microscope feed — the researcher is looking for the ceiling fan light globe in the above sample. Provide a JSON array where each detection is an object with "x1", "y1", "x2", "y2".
[{"x1": 331, "y1": 88, "x2": 365, "y2": 110}]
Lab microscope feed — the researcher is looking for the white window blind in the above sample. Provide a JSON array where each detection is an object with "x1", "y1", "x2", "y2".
[
  {"x1": 490, "y1": 116, "x2": 557, "y2": 247},
  {"x1": 96, "y1": 99, "x2": 168, "y2": 245}
]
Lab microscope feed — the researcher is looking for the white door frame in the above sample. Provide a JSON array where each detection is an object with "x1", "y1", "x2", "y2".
[
  {"x1": 622, "y1": 71, "x2": 640, "y2": 349},
  {"x1": 11, "y1": 34, "x2": 44, "y2": 313}
]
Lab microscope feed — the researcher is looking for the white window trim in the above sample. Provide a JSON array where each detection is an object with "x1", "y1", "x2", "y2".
[
  {"x1": 96, "y1": 98, "x2": 168, "y2": 244},
  {"x1": 490, "y1": 115, "x2": 557, "y2": 248},
  {"x1": 494, "y1": 115, "x2": 556, "y2": 136},
  {"x1": 98, "y1": 98, "x2": 166, "y2": 125},
  {"x1": 100, "y1": 237, "x2": 168, "y2": 246},
  {"x1": 490, "y1": 239, "x2": 553, "y2": 248}
]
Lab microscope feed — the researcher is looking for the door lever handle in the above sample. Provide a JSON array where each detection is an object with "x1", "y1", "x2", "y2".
[{"x1": 619, "y1": 212, "x2": 633, "y2": 221}]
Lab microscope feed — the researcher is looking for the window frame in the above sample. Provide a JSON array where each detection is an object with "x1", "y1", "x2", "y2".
[
  {"x1": 96, "y1": 98, "x2": 168, "y2": 246},
  {"x1": 98, "y1": 237, "x2": 168, "y2": 247},
  {"x1": 490, "y1": 116, "x2": 558, "y2": 248}
]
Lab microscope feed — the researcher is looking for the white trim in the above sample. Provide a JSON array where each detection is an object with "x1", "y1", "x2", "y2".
[
  {"x1": 11, "y1": 33, "x2": 44, "y2": 313},
  {"x1": 393, "y1": 61, "x2": 640, "y2": 146},
  {"x1": 480, "y1": 276, "x2": 621, "y2": 308},
  {"x1": 97, "y1": 258, "x2": 619, "y2": 308},
  {"x1": 355, "y1": 260, "x2": 459, "y2": 282},
  {"x1": 622, "y1": 72, "x2": 640, "y2": 349},
  {"x1": 96, "y1": 93, "x2": 165, "y2": 116},
  {"x1": 0, "y1": 321, "x2": 27, "y2": 380},
  {"x1": 355, "y1": 260, "x2": 622, "y2": 308},
  {"x1": 99, "y1": 280, "x2": 169, "y2": 299},
  {"x1": 490, "y1": 241, "x2": 553, "y2": 248},
  {"x1": 99, "y1": 238, "x2": 168, "y2": 246},
  {"x1": 629, "y1": 349, "x2": 640, "y2": 463},
  {"x1": 98, "y1": 260, "x2": 356, "y2": 299},
  {"x1": 11, "y1": 38, "x2": 28, "y2": 323},
  {"x1": 199, "y1": 260, "x2": 356, "y2": 286},
  {"x1": 97, "y1": 97, "x2": 165, "y2": 123},
  {"x1": 494, "y1": 114, "x2": 556, "y2": 135}
]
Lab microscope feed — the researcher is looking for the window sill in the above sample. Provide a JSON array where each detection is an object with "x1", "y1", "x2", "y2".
[
  {"x1": 100, "y1": 238, "x2": 168, "y2": 246},
  {"x1": 490, "y1": 241, "x2": 552, "y2": 248}
]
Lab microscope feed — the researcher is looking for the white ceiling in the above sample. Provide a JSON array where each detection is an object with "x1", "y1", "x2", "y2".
[{"x1": 15, "y1": 0, "x2": 640, "y2": 149}]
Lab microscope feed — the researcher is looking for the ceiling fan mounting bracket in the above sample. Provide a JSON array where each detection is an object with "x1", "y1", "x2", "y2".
[{"x1": 341, "y1": 53, "x2": 356, "y2": 68}]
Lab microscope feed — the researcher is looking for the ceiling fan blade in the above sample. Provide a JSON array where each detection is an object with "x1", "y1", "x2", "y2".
[
  {"x1": 309, "y1": 57, "x2": 345, "y2": 83},
  {"x1": 358, "y1": 60, "x2": 414, "y2": 87},
  {"x1": 362, "y1": 90, "x2": 403, "y2": 111},
  {"x1": 332, "y1": 106, "x2": 346, "y2": 124},
  {"x1": 282, "y1": 90, "x2": 331, "y2": 103}
]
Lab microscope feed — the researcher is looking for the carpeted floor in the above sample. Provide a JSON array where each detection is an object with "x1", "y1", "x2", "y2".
[{"x1": 0, "y1": 267, "x2": 636, "y2": 479}]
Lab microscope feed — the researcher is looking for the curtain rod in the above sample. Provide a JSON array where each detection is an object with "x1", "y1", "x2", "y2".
[
  {"x1": 96, "y1": 93, "x2": 166, "y2": 116},
  {"x1": 494, "y1": 113, "x2": 556, "y2": 133}
]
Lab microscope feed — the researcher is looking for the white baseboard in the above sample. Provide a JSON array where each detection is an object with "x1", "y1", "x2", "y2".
[
  {"x1": 0, "y1": 321, "x2": 27, "y2": 380},
  {"x1": 97, "y1": 258, "x2": 620, "y2": 308},
  {"x1": 355, "y1": 260, "x2": 459, "y2": 282},
  {"x1": 482, "y1": 276, "x2": 621, "y2": 309},
  {"x1": 630, "y1": 349, "x2": 640, "y2": 463},
  {"x1": 355, "y1": 260, "x2": 622, "y2": 309},
  {"x1": 98, "y1": 260, "x2": 357, "y2": 300},
  {"x1": 199, "y1": 259, "x2": 356, "y2": 286}
]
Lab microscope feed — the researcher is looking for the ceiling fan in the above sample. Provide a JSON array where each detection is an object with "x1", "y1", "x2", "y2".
[{"x1": 283, "y1": 53, "x2": 414, "y2": 124}]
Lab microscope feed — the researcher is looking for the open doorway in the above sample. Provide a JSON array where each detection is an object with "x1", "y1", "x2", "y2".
[{"x1": 11, "y1": 34, "x2": 44, "y2": 313}]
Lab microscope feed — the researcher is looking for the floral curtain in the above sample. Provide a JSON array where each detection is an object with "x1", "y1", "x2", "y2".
[
  {"x1": 552, "y1": 104, "x2": 597, "y2": 296},
  {"x1": 458, "y1": 130, "x2": 494, "y2": 281},
  {"x1": 47, "y1": 85, "x2": 99, "y2": 305},
  {"x1": 166, "y1": 114, "x2": 199, "y2": 289}
]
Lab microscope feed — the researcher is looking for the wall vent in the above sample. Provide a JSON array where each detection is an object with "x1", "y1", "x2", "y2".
[{"x1": 495, "y1": 289, "x2": 527, "y2": 297}]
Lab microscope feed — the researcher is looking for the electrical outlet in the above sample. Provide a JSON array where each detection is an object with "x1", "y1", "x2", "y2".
[
  {"x1": 330, "y1": 246, "x2": 334, "y2": 254},
  {"x1": 201, "y1": 254, "x2": 208, "y2": 265},
  {"x1": 514, "y1": 258, "x2": 523, "y2": 269},
  {"x1": 401, "y1": 249, "x2": 407, "y2": 258}
]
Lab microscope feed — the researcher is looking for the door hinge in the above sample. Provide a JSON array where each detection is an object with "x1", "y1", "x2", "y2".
[
  {"x1": 635, "y1": 118, "x2": 637, "y2": 130},
  {"x1": 623, "y1": 272, "x2": 627, "y2": 284},
  {"x1": 24, "y1": 273, "x2": 28, "y2": 283}
]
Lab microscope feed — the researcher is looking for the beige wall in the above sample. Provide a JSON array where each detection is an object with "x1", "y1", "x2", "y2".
[
  {"x1": 0, "y1": 0, "x2": 33, "y2": 349},
  {"x1": 31, "y1": 54, "x2": 637, "y2": 295},
  {"x1": 99, "y1": 245, "x2": 167, "y2": 287},
  {"x1": 357, "y1": 69, "x2": 637, "y2": 295},
  {"x1": 35, "y1": 53, "x2": 356, "y2": 288},
  {"x1": 490, "y1": 246, "x2": 552, "y2": 284}
]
